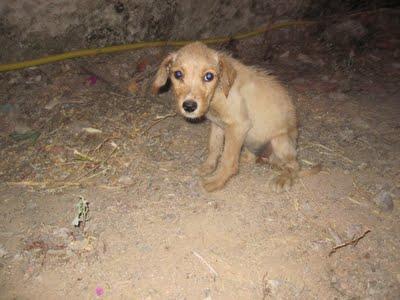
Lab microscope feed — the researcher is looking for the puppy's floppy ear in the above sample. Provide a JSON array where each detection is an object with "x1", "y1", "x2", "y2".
[
  {"x1": 218, "y1": 54, "x2": 237, "y2": 98},
  {"x1": 152, "y1": 53, "x2": 176, "y2": 95}
]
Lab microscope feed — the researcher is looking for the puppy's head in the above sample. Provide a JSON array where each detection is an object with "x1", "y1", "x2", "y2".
[{"x1": 152, "y1": 42, "x2": 236, "y2": 119}]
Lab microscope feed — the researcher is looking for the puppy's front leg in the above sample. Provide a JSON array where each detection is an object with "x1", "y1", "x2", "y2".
[
  {"x1": 199, "y1": 123, "x2": 224, "y2": 176},
  {"x1": 202, "y1": 122, "x2": 249, "y2": 191}
]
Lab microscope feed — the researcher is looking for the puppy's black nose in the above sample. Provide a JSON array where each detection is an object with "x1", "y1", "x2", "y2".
[{"x1": 182, "y1": 100, "x2": 198, "y2": 113}]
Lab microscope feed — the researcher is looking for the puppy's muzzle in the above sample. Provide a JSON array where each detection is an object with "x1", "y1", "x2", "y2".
[{"x1": 182, "y1": 100, "x2": 198, "y2": 113}]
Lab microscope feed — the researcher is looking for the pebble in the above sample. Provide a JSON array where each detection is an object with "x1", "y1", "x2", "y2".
[
  {"x1": 118, "y1": 175, "x2": 134, "y2": 185},
  {"x1": 0, "y1": 245, "x2": 8, "y2": 258},
  {"x1": 328, "y1": 92, "x2": 348, "y2": 101},
  {"x1": 297, "y1": 53, "x2": 315, "y2": 65},
  {"x1": 352, "y1": 117, "x2": 370, "y2": 130},
  {"x1": 280, "y1": 50, "x2": 290, "y2": 58},
  {"x1": 373, "y1": 190, "x2": 394, "y2": 211},
  {"x1": 14, "y1": 122, "x2": 31, "y2": 134},
  {"x1": 26, "y1": 200, "x2": 38, "y2": 210},
  {"x1": 47, "y1": 249, "x2": 66, "y2": 256},
  {"x1": 53, "y1": 227, "x2": 71, "y2": 240},
  {"x1": 68, "y1": 239, "x2": 92, "y2": 252},
  {"x1": 339, "y1": 128, "x2": 355, "y2": 142},
  {"x1": 357, "y1": 162, "x2": 368, "y2": 170},
  {"x1": 44, "y1": 97, "x2": 61, "y2": 110}
]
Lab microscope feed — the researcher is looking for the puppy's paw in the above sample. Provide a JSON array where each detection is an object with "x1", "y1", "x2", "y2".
[
  {"x1": 198, "y1": 162, "x2": 217, "y2": 176},
  {"x1": 269, "y1": 172, "x2": 295, "y2": 193},
  {"x1": 240, "y1": 150, "x2": 256, "y2": 164},
  {"x1": 201, "y1": 174, "x2": 227, "y2": 192}
]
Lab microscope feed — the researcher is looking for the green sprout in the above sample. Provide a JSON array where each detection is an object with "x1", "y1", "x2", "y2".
[{"x1": 72, "y1": 196, "x2": 89, "y2": 229}]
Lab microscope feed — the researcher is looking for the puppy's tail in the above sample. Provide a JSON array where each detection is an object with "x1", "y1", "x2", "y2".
[{"x1": 298, "y1": 163, "x2": 322, "y2": 178}]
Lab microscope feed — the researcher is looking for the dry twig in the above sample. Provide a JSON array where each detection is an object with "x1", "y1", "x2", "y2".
[
  {"x1": 130, "y1": 113, "x2": 176, "y2": 139},
  {"x1": 261, "y1": 272, "x2": 272, "y2": 300},
  {"x1": 192, "y1": 250, "x2": 218, "y2": 279},
  {"x1": 139, "y1": 113, "x2": 177, "y2": 136},
  {"x1": 328, "y1": 229, "x2": 371, "y2": 256}
]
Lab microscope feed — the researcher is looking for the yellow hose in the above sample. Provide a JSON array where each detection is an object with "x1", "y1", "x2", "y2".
[{"x1": 0, "y1": 20, "x2": 315, "y2": 73}]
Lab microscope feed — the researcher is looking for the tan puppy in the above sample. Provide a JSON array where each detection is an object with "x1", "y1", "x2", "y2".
[{"x1": 152, "y1": 42, "x2": 315, "y2": 192}]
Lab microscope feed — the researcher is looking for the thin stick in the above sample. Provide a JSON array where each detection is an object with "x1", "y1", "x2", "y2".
[
  {"x1": 261, "y1": 272, "x2": 271, "y2": 300},
  {"x1": 140, "y1": 113, "x2": 176, "y2": 136},
  {"x1": 309, "y1": 142, "x2": 334, "y2": 152},
  {"x1": 328, "y1": 229, "x2": 371, "y2": 257},
  {"x1": 192, "y1": 250, "x2": 218, "y2": 278},
  {"x1": 130, "y1": 113, "x2": 176, "y2": 140},
  {"x1": 5, "y1": 181, "x2": 80, "y2": 187}
]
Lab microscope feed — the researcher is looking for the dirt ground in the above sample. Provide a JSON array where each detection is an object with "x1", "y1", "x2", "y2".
[{"x1": 0, "y1": 19, "x2": 399, "y2": 299}]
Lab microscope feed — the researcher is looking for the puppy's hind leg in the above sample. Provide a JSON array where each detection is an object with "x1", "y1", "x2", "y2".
[
  {"x1": 198, "y1": 123, "x2": 224, "y2": 176},
  {"x1": 269, "y1": 133, "x2": 300, "y2": 192}
]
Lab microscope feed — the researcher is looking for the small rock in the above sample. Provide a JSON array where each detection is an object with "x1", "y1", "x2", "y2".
[
  {"x1": 45, "y1": 97, "x2": 61, "y2": 110},
  {"x1": 26, "y1": 200, "x2": 38, "y2": 210},
  {"x1": 47, "y1": 249, "x2": 66, "y2": 256},
  {"x1": 53, "y1": 227, "x2": 71, "y2": 240},
  {"x1": 328, "y1": 92, "x2": 348, "y2": 101},
  {"x1": 280, "y1": 50, "x2": 290, "y2": 58},
  {"x1": 322, "y1": 75, "x2": 330, "y2": 82},
  {"x1": 203, "y1": 288, "x2": 211, "y2": 300},
  {"x1": 82, "y1": 127, "x2": 102, "y2": 134},
  {"x1": 61, "y1": 63, "x2": 71, "y2": 72},
  {"x1": 8, "y1": 77, "x2": 20, "y2": 84},
  {"x1": 301, "y1": 202, "x2": 313, "y2": 213},
  {"x1": 68, "y1": 239, "x2": 92, "y2": 252},
  {"x1": 339, "y1": 128, "x2": 355, "y2": 142},
  {"x1": 367, "y1": 280, "x2": 378, "y2": 296},
  {"x1": 114, "y1": 1, "x2": 124, "y2": 13},
  {"x1": 297, "y1": 53, "x2": 315, "y2": 65},
  {"x1": 373, "y1": 190, "x2": 394, "y2": 211},
  {"x1": 267, "y1": 279, "x2": 281, "y2": 290},
  {"x1": 352, "y1": 117, "x2": 370, "y2": 130},
  {"x1": 0, "y1": 245, "x2": 8, "y2": 257},
  {"x1": 14, "y1": 122, "x2": 31, "y2": 134},
  {"x1": 68, "y1": 120, "x2": 91, "y2": 134},
  {"x1": 357, "y1": 162, "x2": 368, "y2": 170},
  {"x1": 13, "y1": 253, "x2": 22, "y2": 261},
  {"x1": 118, "y1": 175, "x2": 134, "y2": 185}
]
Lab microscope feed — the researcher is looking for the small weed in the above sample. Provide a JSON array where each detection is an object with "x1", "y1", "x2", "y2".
[{"x1": 72, "y1": 196, "x2": 89, "y2": 230}]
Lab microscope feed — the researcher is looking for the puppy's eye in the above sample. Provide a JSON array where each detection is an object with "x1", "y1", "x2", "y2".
[
  {"x1": 204, "y1": 72, "x2": 214, "y2": 82},
  {"x1": 174, "y1": 70, "x2": 183, "y2": 79}
]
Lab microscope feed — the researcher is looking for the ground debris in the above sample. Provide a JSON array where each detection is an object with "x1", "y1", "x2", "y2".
[
  {"x1": 373, "y1": 190, "x2": 394, "y2": 212},
  {"x1": 329, "y1": 229, "x2": 371, "y2": 257}
]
